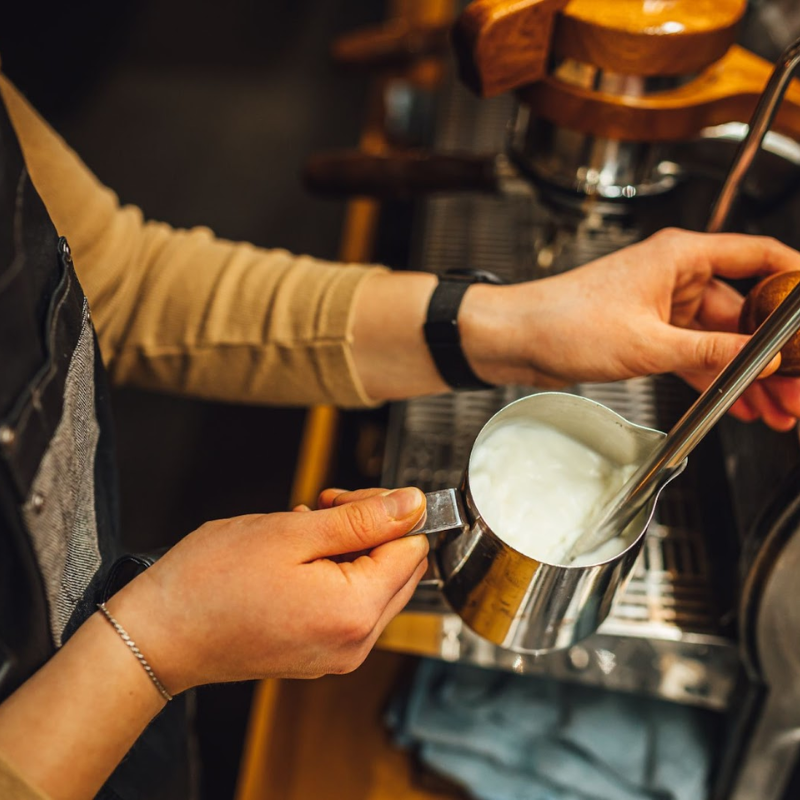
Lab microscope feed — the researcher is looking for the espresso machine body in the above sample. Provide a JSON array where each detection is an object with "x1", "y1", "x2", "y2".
[{"x1": 310, "y1": 2, "x2": 800, "y2": 797}]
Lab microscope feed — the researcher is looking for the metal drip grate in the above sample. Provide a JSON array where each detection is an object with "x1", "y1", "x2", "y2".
[{"x1": 380, "y1": 72, "x2": 740, "y2": 709}]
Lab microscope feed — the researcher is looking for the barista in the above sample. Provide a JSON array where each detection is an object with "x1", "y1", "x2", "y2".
[{"x1": 2, "y1": 57, "x2": 800, "y2": 800}]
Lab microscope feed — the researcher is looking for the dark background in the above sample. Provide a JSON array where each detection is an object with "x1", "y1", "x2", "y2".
[{"x1": 1, "y1": 0, "x2": 384, "y2": 796}]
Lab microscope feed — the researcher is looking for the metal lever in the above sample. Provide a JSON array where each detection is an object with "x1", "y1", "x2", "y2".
[{"x1": 707, "y1": 36, "x2": 800, "y2": 233}]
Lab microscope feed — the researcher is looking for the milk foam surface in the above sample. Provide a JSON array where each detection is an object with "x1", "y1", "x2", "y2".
[{"x1": 469, "y1": 419, "x2": 636, "y2": 565}]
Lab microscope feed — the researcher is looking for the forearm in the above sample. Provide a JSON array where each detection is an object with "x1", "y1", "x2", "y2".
[
  {"x1": 350, "y1": 270, "x2": 444, "y2": 400},
  {"x1": 350, "y1": 271, "x2": 536, "y2": 400},
  {"x1": 0, "y1": 612, "x2": 167, "y2": 800}
]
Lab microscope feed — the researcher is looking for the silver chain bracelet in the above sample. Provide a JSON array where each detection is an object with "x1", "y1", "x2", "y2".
[{"x1": 96, "y1": 603, "x2": 173, "y2": 702}]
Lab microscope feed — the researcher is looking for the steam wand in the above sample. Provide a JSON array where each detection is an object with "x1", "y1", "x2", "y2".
[{"x1": 707, "y1": 37, "x2": 800, "y2": 233}]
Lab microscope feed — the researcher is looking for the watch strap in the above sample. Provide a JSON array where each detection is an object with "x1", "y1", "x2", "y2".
[{"x1": 423, "y1": 272, "x2": 500, "y2": 390}]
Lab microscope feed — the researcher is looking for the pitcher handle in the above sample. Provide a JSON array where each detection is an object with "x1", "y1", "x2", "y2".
[
  {"x1": 407, "y1": 488, "x2": 468, "y2": 537},
  {"x1": 405, "y1": 488, "x2": 468, "y2": 589}
]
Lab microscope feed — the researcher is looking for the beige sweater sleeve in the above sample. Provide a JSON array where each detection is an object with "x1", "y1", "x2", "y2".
[
  {"x1": 0, "y1": 754, "x2": 49, "y2": 800},
  {"x1": 0, "y1": 73, "x2": 385, "y2": 408}
]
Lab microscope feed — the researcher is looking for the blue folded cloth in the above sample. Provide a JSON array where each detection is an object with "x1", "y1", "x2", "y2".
[{"x1": 388, "y1": 660, "x2": 717, "y2": 800}]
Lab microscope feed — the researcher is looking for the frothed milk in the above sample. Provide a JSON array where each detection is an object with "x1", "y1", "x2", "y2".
[{"x1": 469, "y1": 418, "x2": 637, "y2": 565}]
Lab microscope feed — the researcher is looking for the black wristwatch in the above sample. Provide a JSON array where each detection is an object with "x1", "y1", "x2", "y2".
[{"x1": 423, "y1": 269, "x2": 504, "y2": 391}]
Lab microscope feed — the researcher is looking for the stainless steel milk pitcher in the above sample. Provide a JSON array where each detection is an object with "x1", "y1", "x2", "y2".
[{"x1": 409, "y1": 392, "x2": 686, "y2": 654}]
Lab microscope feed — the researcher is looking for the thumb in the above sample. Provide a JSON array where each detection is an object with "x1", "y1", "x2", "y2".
[
  {"x1": 660, "y1": 328, "x2": 781, "y2": 378},
  {"x1": 297, "y1": 487, "x2": 426, "y2": 560}
]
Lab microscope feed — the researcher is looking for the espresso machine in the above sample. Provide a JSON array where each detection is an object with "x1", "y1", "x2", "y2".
[{"x1": 305, "y1": 2, "x2": 800, "y2": 798}]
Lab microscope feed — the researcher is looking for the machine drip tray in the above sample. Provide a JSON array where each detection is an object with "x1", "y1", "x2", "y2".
[{"x1": 380, "y1": 378, "x2": 741, "y2": 712}]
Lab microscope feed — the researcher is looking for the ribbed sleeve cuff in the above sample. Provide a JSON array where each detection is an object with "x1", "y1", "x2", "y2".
[
  {"x1": 0, "y1": 754, "x2": 50, "y2": 800},
  {"x1": 312, "y1": 264, "x2": 388, "y2": 409}
]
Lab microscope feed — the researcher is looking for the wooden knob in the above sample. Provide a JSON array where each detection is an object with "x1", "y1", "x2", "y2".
[{"x1": 740, "y1": 272, "x2": 800, "y2": 376}]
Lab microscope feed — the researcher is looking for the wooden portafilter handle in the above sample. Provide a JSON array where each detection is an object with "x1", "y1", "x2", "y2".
[
  {"x1": 331, "y1": 21, "x2": 451, "y2": 70},
  {"x1": 452, "y1": 0, "x2": 569, "y2": 97}
]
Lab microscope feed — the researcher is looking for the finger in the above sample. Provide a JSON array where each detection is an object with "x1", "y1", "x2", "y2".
[
  {"x1": 679, "y1": 368, "x2": 761, "y2": 421},
  {"x1": 326, "y1": 557, "x2": 430, "y2": 676},
  {"x1": 292, "y1": 504, "x2": 312, "y2": 512},
  {"x1": 327, "y1": 490, "x2": 427, "y2": 562},
  {"x1": 765, "y1": 409, "x2": 798, "y2": 432},
  {"x1": 761, "y1": 375, "x2": 800, "y2": 418},
  {"x1": 656, "y1": 327, "x2": 749, "y2": 376},
  {"x1": 747, "y1": 380, "x2": 800, "y2": 430},
  {"x1": 318, "y1": 487, "x2": 389, "y2": 509},
  {"x1": 678, "y1": 372, "x2": 759, "y2": 422},
  {"x1": 317, "y1": 488, "x2": 349, "y2": 508},
  {"x1": 679, "y1": 357, "x2": 789, "y2": 420},
  {"x1": 296, "y1": 488, "x2": 426, "y2": 560},
  {"x1": 337, "y1": 534, "x2": 429, "y2": 611},
  {"x1": 762, "y1": 354, "x2": 782, "y2": 379},
  {"x1": 723, "y1": 379, "x2": 796, "y2": 430},
  {"x1": 729, "y1": 397, "x2": 760, "y2": 423},
  {"x1": 662, "y1": 324, "x2": 785, "y2": 380},
  {"x1": 678, "y1": 232, "x2": 800, "y2": 281},
  {"x1": 750, "y1": 384, "x2": 798, "y2": 430},
  {"x1": 364, "y1": 557, "x2": 430, "y2": 648},
  {"x1": 693, "y1": 279, "x2": 745, "y2": 333}
]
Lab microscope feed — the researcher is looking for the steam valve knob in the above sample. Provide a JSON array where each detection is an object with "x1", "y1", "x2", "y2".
[{"x1": 740, "y1": 272, "x2": 800, "y2": 376}]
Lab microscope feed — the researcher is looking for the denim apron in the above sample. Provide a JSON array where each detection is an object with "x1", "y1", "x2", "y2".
[{"x1": 0, "y1": 98, "x2": 195, "y2": 799}]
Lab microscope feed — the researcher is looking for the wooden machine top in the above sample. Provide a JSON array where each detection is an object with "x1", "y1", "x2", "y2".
[
  {"x1": 454, "y1": 0, "x2": 800, "y2": 142},
  {"x1": 454, "y1": 0, "x2": 748, "y2": 97}
]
